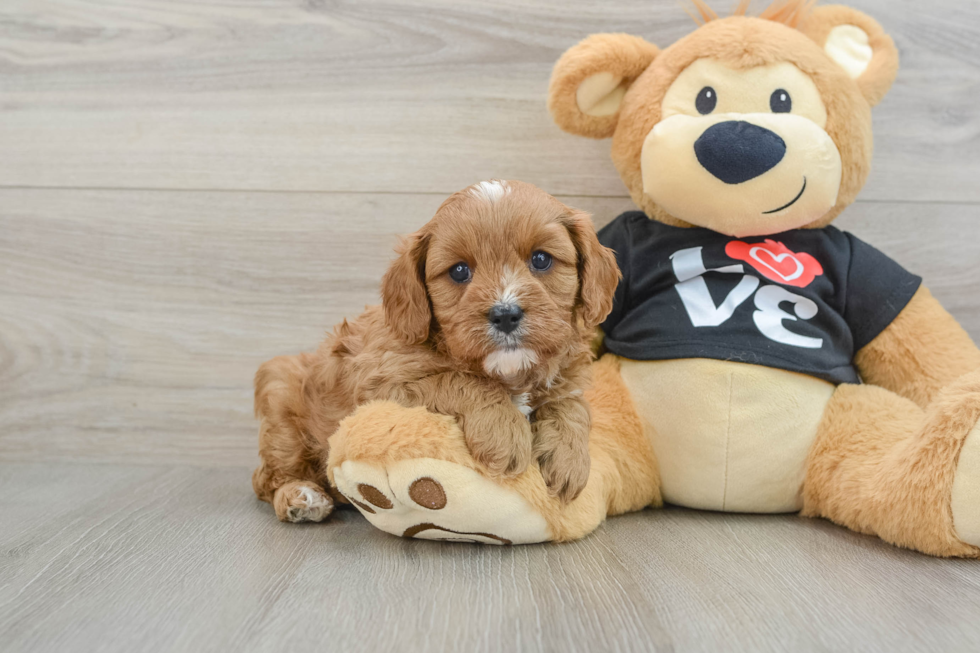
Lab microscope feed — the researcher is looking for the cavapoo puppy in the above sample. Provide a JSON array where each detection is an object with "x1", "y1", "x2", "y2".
[{"x1": 252, "y1": 180, "x2": 620, "y2": 522}]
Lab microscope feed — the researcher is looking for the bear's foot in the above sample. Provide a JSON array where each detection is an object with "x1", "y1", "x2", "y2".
[
  {"x1": 952, "y1": 420, "x2": 980, "y2": 547},
  {"x1": 333, "y1": 458, "x2": 550, "y2": 544},
  {"x1": 327, "y1": 401, "x2": 553, "y2": 545}
]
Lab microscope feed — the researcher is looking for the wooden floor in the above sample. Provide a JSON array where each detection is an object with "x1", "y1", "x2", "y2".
[
  {"x1": 4, "y1": 463, "x2": 980, "y2": 653},
  {"x1": 1, "y1": 1, "x2": 979, "y2": 651}
]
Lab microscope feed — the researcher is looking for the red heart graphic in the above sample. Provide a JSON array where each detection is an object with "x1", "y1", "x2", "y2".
[{"x1": 725, "y1": 239, "x2": 823, "y2": 288}]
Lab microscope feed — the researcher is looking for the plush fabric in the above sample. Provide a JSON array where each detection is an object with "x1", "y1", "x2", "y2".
[
  {"x1": 802, "y1": 370, "x2": 980, "y2": 557},
  {"x1": 854, "y1": 287, "x2": 980, "y2": 408},
  {"x1": 323, "y1": 1, "x2": 980, "y2": 556},
  {"x1": 800, "y1": 5, "x2": 899, "y2": 106},
  {"x1": 620, "y1": 357, "x2": 834, "y2": 512},
  {"x1": 548, "y1": 33, "x2": 659, "y2": 139},
  {"x1": 327, "y1": 356, "x2": 660, "y2": 543},
  {"x1": 952, "y1": 423, "x2": 980, "y2": 546}
]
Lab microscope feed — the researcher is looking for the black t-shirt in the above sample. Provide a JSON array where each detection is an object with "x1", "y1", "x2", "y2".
[{"x1": 598, "y1": 211, "x2": 921, "y2": 385}]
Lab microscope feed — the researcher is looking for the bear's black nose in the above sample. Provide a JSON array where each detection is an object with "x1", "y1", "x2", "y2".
[
  {"x1": 694, "y1": 120, "x2": 786, "y2": 185},
  {"x1": 488, "y1": 303, "x2": 524, "y2": 335}
]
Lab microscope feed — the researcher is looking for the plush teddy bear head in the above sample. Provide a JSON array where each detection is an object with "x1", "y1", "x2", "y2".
[{"x1": 548, "y1": 1, "x2": 899, "y2": 238}]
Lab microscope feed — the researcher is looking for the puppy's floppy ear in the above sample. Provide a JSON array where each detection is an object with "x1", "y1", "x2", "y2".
[
  {"x1": 799, "y1": 5, "x2": 899, "y2": 107},
  {"x1": 560, "y1": 210, "x2": 621, "y2": 329},
  {"x1": 548, "y1": 33, "x2": 659, "y2": 139},
  {"x1": 381, "y1": 231, "x2": 432, "y2": 344}
]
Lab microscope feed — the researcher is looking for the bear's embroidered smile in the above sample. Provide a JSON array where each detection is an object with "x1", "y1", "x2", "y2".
[{"x1": 763, "y1": 177, "x2": 807, "y2": 215}]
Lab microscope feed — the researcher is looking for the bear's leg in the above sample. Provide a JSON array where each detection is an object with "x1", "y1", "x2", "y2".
[
  {"x1": 802, "y1": 370, "x2": 980, "y2": 557},
  {"x1": 326, "y1": 355, "x2": 661, "y2": 544}
]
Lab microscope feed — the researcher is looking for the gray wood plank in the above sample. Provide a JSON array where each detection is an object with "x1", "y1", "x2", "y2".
[
  {"x1": 0, "y1": 462, "x2": 979, "y2": 653},
  {"x1": 1, "y1": 0, "x2": 978, "y2": 201},
  {"x1": 1, "y1": 189, "x2": 977, "y2": 466},
  {"x1": 2, "y1": 2, "x2": 978, "y2": 650}
]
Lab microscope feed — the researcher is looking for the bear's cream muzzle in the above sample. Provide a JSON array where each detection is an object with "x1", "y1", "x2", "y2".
[{"x1": 641, "y1": 112, "x2": 842, "y2": 237}]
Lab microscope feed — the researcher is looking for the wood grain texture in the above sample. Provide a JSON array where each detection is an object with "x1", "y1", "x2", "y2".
[
  {"x1": 1, "y1": 1, "x2": 979, "y2": 650},
  {"x1": 1, "y1": 190, "x2": 978, "y2": 466},
  {"x1": 1, "y1": 462, "x2": 979, "y2": 653},
  {"x1": 0, "y1": 0, "x2": 978, "y2": 201}
]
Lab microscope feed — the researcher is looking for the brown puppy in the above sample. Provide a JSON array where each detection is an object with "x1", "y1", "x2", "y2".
[{"x1": 252, "y1": 180, "x2": 620, "y2": 522}]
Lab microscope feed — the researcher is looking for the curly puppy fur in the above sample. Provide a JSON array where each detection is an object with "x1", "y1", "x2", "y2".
[{"x1": 253, "y1": 180, "x2": 620, "y2": 521}]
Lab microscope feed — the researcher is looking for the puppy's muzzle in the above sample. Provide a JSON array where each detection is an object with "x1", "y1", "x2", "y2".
[{"x1": 488, "y1": 303, "x2": 524, "y2": 335}]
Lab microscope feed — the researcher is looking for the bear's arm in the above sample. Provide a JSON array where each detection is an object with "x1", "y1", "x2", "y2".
[{"x1": 855, "y1": 285, "x2": 980, "y2": 408}]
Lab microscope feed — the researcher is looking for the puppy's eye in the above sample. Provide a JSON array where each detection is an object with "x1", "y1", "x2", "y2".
[
  {"x1": 448, "y1": 262, "x2": 471, "y2": 284},
  {"x1": 696, "y1": 86, "x2": 717, "y2": 115},
  {"x1": 770, "y1": 89, "x2": 792, "y2": 113},
  {"x1": 529, "y1": 251, "x2": 553, "y2": 272}
]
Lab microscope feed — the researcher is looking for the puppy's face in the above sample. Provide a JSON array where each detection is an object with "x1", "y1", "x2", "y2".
[{"x1": 382, "y1": 180, "x2": 619, "y2": 382}]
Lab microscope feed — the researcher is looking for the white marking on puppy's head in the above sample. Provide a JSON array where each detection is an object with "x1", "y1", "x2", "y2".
[
  {"x1": 497, "y1": 265, "x2": 521, "y2": 306},
  {"x1": 484, "y1": 347, "x2": 538, "y2": 379},
  {"x1": 486, "y1": 265, "x2": 528, "y2": 348},
  {"x1": 468, "y1": 179, "x2": 511, "y2": 204}
]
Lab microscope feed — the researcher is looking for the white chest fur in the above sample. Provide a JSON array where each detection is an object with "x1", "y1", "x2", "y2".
[{"x1": 511, "y1": 392, "x2": 534, "y2": 419}]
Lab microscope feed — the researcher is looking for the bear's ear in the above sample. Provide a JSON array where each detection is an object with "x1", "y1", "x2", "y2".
[
  {"x1": 799, "y1": 5, "x2": 899, "y2": 107},
  {"x1": 548, "y1": 33, "x2": 659, "y2": 139}
]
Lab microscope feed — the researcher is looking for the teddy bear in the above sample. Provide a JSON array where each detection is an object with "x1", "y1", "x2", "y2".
[{"x1": 322, "y1": 0, "x2": 980, "y2": 556}]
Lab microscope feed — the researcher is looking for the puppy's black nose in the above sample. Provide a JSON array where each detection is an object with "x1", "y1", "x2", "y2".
[
  {"x1": 488, "y1": 304, "x2": 524, "y2": 334},
  {"x1": 694, "y1": 120, "x2": 786, "y2": 184}
]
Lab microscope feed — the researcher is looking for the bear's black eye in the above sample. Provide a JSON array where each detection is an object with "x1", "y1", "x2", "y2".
[
  {"x1": 770, "y1": 89, "x2": 792, "y2": 113},
  {"x1": 530, "y1": 251, "x2": 553, "y2": 272},
  {"x1": 448, "y1": 262, "x2": 471, "y2": 283},
  {"x1": 696, "y1": 86, "x2": 717, "y2": 115}
]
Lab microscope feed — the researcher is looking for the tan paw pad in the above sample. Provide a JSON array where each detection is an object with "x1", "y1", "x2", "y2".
[
  {"x1": 358, "y1": 484, "x2": 393, "y2": 510},
  {"x1": 408, "y1": 477, "x2": 447, "y2": 510},
  {"x1": 332, "y1": 458, "x2": 550, "y2": 545}
]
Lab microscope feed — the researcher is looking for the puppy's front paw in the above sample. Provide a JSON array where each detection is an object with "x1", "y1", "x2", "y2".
[
  {"x1": 273, "y1": 482, "x2": 334, "y2": 523},
  {"x1": 461, "y1": 409, "x2": 533, "y2": 477},
  {"x1": 535, "y1": 425, "x2": 590, "y2": 504}
]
